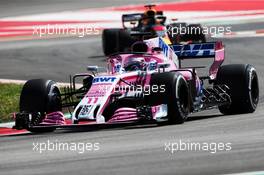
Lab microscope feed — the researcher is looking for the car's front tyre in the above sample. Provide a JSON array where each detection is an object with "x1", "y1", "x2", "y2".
[
  {"x1": 19, "y1": 79, "x2": 62, "y2": 132},
  {"x1": 147, "y1": 72, "x2": 190, "y2": 124}
]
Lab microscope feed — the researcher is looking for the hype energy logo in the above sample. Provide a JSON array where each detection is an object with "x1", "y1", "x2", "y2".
[{"x1": 92, "y1": 76, "x2": 117, "y2": 84}]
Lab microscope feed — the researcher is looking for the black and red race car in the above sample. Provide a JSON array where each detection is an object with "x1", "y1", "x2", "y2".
[{"x1": 102, "y1": 4, "x2": 206, "y2": 55}]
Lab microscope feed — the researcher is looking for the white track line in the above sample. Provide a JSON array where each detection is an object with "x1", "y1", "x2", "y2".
[
  {"x1": 1, "y1": 8, "x2": 264, "y2": 38},
  {"x1": 0, "y1": 122, "x2": 15, "y2": 128},
  {"x1": 225, "y1": 171, "x2": 264, "y2": 175},
  {"x1": 212, "y1": 29, "x2": 264, "y2": 38}
]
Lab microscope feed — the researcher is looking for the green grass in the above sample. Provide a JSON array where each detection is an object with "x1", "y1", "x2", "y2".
[{"x1": 0, "y1": 83, "x2": 23, "y2": 123}]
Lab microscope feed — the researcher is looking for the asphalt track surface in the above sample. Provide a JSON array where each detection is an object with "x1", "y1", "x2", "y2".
[{"x1": 0, "y1": 1, "x2": 264, "y2": 175}]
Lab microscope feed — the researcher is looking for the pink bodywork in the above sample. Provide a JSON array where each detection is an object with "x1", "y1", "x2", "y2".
[
  {"x1": 43, "y1": 38, "x2": 225, "y2": 125},
  {"x1": 107, "y1": 108, "x2": 138, "y2": 123},
  {"x1": 40, "y1": 112, "x2": 66, "y2": 125},
  {"x1": 209, "y1": 42, "x2": 225, "y2": 79}
]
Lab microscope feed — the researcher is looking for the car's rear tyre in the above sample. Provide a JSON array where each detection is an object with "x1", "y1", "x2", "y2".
[
  {"x1": 147, "y1": 72, "x2": 190, "y2": 124},
  {"x1": 102, "y1": 29, "x2": 119, "y2": 55},
  {"x1": 102, "y1": 29, "x2": 134, "y2": 55},
  {"x1": 20, "y1": 79, "x2": 62, "y2": 132},
  {"x1": 216, "y1": 64, "x2": 259, "y2": 114}
]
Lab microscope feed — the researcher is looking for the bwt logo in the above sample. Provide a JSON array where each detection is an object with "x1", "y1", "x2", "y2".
[{"x1": 93, "y1": 77, "x2": 117, "y2": 83}]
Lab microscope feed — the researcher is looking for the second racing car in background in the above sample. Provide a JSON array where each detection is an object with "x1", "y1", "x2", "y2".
[
  {"x1": 102, "y1": 4, "x2": 206, "y2": 55},
  {"x1": 13, "y1": 35, "x2": 259, "y2": 132}
]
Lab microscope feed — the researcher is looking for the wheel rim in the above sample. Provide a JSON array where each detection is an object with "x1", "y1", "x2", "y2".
[
  {"x1": 250, "y1": 73, "x2": 259, "y2": 106},
  {"x1": 179, "y1": 85, "x2": 189, "y2": 112},
  {"x1": 48, "y1": 87, "x2": 61, "y2": 112},
  {"x1": 175, "y1": 78, "x2": 189, "y2": 115}
]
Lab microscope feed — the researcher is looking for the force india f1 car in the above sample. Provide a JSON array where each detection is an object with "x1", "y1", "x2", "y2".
[
  {"x1": 102, "y1": 4, "x2": 206, "y2": 55},
  {"x1": 14, "y1": 37, "x2": 259, "y2": 132}
]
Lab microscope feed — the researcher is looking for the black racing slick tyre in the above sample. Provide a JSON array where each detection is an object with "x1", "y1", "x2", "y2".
[
  {"x1": 216, "y1": 64, "x2": 259, "y2": 114},
  {"x1": 147, "y1": 72, "x2": 190, "y2": 124},
  {"x1": 102, "y1": 29, "x2": 134, "y2": 55},
  {"x1": 19, "y1": 79, "x2": 62, "y2": 132},
  {"x1": 102, "y1": 29, "x2": 119, "y2": 56}
]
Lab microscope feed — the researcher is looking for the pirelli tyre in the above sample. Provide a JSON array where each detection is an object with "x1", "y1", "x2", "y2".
[
  {"x1": 102, "y1": 29, "x2": 134, "y2": 55},
  {"x1": 19, "y1": 79, "x2": 62, "y2": 132},
  {"x1": 216, "y1": 64, "x2": 259, "y2": 114},
  {"x1": 147, "y1": 72, "x2": 191, "y2": 124}
]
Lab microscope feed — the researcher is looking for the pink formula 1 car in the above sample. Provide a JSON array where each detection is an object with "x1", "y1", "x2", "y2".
[{"x1": 14, "y1": 37, "x2": 259, "y2": 132}]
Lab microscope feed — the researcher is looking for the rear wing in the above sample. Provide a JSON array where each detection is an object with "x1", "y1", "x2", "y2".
[
  {"x1": 173, "y1": 43, "x2": 216, "y2": 58},
  {"x1": 122, "y1": 13, "x2": 143, "y2": 28},
  {"x1": 122, "y1": 13, "x2": 143, "y2": 22},
  {"x1": 172, "y1": 42, "x2": 225, "y2": 79}
]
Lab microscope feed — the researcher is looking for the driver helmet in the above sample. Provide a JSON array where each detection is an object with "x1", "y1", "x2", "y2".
[
  {"x1": 124, "y1": 57, "x2": 147, "y2": 71},
  {"x1": 142, "y1": 9, "x2": 157, "y2": 26},
  {"x1": 144, "y1": 8, "x2": 156, "y2": 18}
]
